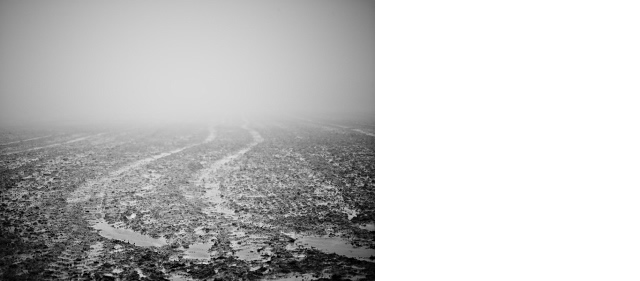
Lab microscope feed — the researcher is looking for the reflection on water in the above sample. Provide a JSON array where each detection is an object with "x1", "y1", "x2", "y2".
[
  {"x1": 358, "y1": 223, "x2": 374, "y2": 231},
  {"x1": 183, "y1": 242, "x2": 215, "y2": 260},
  {"x1": 233, "y1": 244, "x2": 264, "y2": 261},
  {"x1": 294, "y1": 237, "x2": 374, "y2": 261},
  {"x1": 272, "y1": 273, "x2": 320, "y2": 281},
  {"x1": 169, "y1": 273, "x2": 195, "y2": 281},
  {"x1": 92, "y1": 220, "x2": 167, "y2": 247}
]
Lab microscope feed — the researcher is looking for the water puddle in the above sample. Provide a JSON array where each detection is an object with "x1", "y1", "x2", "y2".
[
  {"x1": 183, "y1": 242, "x2": 215, "y2": 260},
  {"x1": 294, "y1": 237, "x2": 374, "y2": 261},
  {"x1": 357, "y1": 223, "x2": 375, "y2": 231},
  {"x1": 92, "y1": 220, "x2": 167, "y2": 247},
  {"x1": 272, "y1": 273, "x2": 320, "y2": 281},
  {"x1": 232, "y1": 243, "x2": 265, "y2": 261},
  {"x1": 169, "y1": 273, "x2": 196, "y2": 281}
]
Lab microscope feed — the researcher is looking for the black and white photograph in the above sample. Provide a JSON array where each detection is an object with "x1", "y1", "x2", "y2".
[
  {"x1": 6, "y1": 0, "x2": 640, "y2": 280},
  {"x1": 0, "y1": 0, "x2": 374, "y2": 280}
]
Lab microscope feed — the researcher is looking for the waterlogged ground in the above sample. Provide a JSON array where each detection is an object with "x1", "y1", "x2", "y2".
[{"x1": 0, "y1": 117, "x2": 374, "y2": 280}]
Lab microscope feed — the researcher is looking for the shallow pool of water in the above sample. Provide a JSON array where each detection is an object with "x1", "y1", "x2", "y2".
[
  {"x1": 232, "y1": 244, "x2": 265, "y2": 261},
  {"x1": 294, "y1": 237, "x2": 374, "y2": 261},
  {"x1": 272, "y1": 273, "x2": 319, "y2": 281},
  {"x1": 169, "y1": 273, "x2": 195, "y2": 281},
  {"x1": 183, "y1": 242, "x2": 214, "y2": 260},
  {"x1": 358, "y1": 223, "x2": 375, "y2": 231},
  {"x1": 92, "y1": 221, "x2": 167, "y2": 247}
]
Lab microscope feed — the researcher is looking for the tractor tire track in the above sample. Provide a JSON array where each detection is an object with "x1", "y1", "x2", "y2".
[
  {"x1": 45, "y1": 128, "x2": 216, "y2": 280},
  {"x1": 2, "y1": 133, "x2": 105, "y2": 155},
  {"x1": 289, "y1": 116, "x2": 375, "y2": 137},
  {"x1": 0, "y1": 134, "x2": 53, "y2": 146},
  {"x1": 200, "y1": 122, "x2": 263, "y2": 216}
]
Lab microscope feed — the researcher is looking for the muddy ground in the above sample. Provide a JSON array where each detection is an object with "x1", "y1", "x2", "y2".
[{"x1": 0, "y1": 117, "x2": 374, "y2": 280}]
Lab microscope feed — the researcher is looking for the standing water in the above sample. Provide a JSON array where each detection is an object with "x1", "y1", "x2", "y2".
[
  {"x1": 294, "y1": 236, "x2": 374, "y2": 261},
  {"x1": 92, "y1": 220, "x2": 167, "y2": 247}
]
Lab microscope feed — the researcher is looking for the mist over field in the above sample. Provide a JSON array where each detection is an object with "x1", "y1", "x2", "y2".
[
  {"x1": 0, "y1": 0, "x2": 374, "y2": 126},
  {"x1": 0, "y1": 2, "x2": 376, "y2": 279}
]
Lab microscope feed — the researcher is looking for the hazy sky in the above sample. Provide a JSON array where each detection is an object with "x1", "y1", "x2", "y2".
[{"x1": 0, "y1": 0, "x2": 373, "y2": 125}]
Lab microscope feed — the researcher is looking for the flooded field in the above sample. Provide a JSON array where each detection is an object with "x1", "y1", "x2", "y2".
[
  {"x1": 93, "y1": 220, "x2": 168, "y2": 247},
  {"x1": 0, "y1": 117, "x2": 375, "y2": 280},
  {"x1": 294, "y1": 237, "x2": 375, "y2": 261}
]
